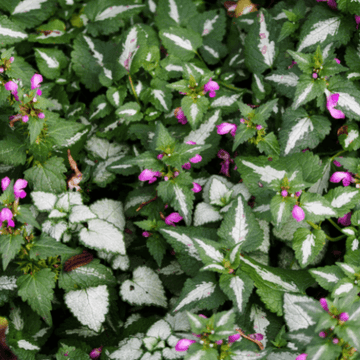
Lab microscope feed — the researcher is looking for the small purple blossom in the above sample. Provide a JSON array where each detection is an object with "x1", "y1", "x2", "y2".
[
  {"x1": 174, "y1": 171, "x2": 179, "y2": 177},
  {"x1": 192, "y1": 182, "x2": 202, "y2": 193},
  {"x1": 38, "y1": 112, "x2": 45, "y2": 119},
  {"x1": 316, "y1": 0, "x2": 337, "y2": 9},
  {"x1": 312, "y1": 73, "x2": 318, "y2": 79},
  {"x1": 295, "y1": 355, "x2": 308, "y2": 360},
  {"x1": 0, "y1": 68, "x2": 4, "y2": 73},
  {"x1": 256, "y1": 125, "x2": 263, "y2": 130},
  {"x1": 14, "y1": 179, "x2": 28, "y2": 199},
  {"x1": 142, "y1": 231, "x2": 150, "y2": 237},
  {"x1": 292, "y1": 205, "x2": 305, "y2": 222},
  {"x1": 138, "y1": 169, "x2": 162, "y2": 184},
  {"x1": 186, "y1": 141, "x2": 196, "y2": 145},
  {"x1": 249, "y1": 333, "x2": 264, "y2": 341},
  {"x1": 338, "y1": 212, "x2": 351, "y2": 226},
  {"x1": 228, "y1": 333, "x2": 241, "y2": 344},
  {"x1": 4, "y1": 81, "x2": 19, "y2": 101},
  {"x1": 182, "y1": 162, "x2": 191, "y2": 170},
  {"x1": 164, "y1": 176, "x2": 169, "y2": 181},
  {"x1": 204, "y1": 78, "x2": 219, "y2": 98},
  {"x1": 1, "y1": 177, "x2": 10, "y2": 192},
  {"x1": 320, "y1": 298, "x2": 329, "y2": 312},
  {"x1": 295, "y1": 190, "x2": 302, "y2": 197},
  {"x1": 319, "y1": 331, "x2": 326, "y2": 338},
  {"x1": 22, "y1": 115, "x2": 29, "y2": 123},
  {"x1": 327, "y1": 93, "x2": 345, "y2": 119},
  {"x1": 189, "y1": 154, "x2": 202, "y2": 163},
  {"x1": 9, "y1": 57, "x2": 14, "y2": 63},
  {"x1": 0, "y1": 208, "x2": 15, "y2": 228},
  {"x1": 281, "y1": 190, "x2": 288, "y2": 197},
  {"x1": 330, "y1": 171, "x2": 354, "y2": 187},
  {"x1": 355, "y1": 15, "x2": 360, "y2": 30},
  {"x1": 157, "y1": 154, "x2": 164, "y2": 160},
  {"x1": 89, "y1": 346, "x2": 103, "y2": 359},
  {"x1": 198, "y1": 314, "x2": 207, "y2": 318},
  {"x1": 175, "y1": 339, "x2": 196, "y2": 352},
  {"x1": 240, "y1": 118, "x2": 245, "y2": 123},
  {"x1": 175, "y1": 107, "x2": 188, "y2": 124},
  {"x1": 334, "y1": 58, "x2": 340, "y2": 64},
  {"x1": 288, "y1": 61, "x2": 297, "y2": 69},
  {"x1": 333, "y1": 338, "x2": 339, "y2": 344},
  {"x1": 31, "y1": 73, "x2": 43, "y2": 90},
  {"x1": 339, "y1": 312, "x2": 349, "y2": 322},
  {"x1": 165, "y1": 212, "x2": 183, "y2": 227},
  {"x1": 333, "y1": 160, "x2": 342, "y2": 167},
  {"x1": 216, "y1": 123, "x2": 238, "y2": 137},
  {"x1": 215, "y1": 340, "x2": 223, "y2": 345}
]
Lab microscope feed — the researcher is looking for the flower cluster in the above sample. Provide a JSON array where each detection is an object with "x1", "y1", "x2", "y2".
[{"x1": 217, "y1": 149, "x2": 237, "y2": 177}]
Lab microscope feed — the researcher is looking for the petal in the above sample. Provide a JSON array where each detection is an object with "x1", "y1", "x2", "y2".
[
  {"x1": 14, "y1": 190, "x2": 27, "y2": 199},
  {"x1": 0, "y1": 208, "x2": 13, "y2": 221},
  {"x1": 31, "y1": 73, "x2": 43, "y2": 90},
  {"x1": 139, "y1": 169, "x2": 157, "y2": 181},
  {"x1": 186, "y1": 141, "x2": 196, "y2": 145},
  {"x1": 1, "y1": 177, "x2": 11, "y2": 192},
  {"x1": 191, "y1": 183, "x2": 202, "y2": 193},
  {"x1": 216, "y1": 123, "x2": 237, "y2": 135},
  {"x1": 330, "y1": 172, "x2": 347, "y2": 183},
  {"x1": 4, "y1": 81, "x2": 18, "y2": 92},
  {"x1": 14, "y1": 179, "x2": 28, "y2": 191},
  {"x1": 327, "y1": 93, "x2": 339, "y2": 108},
  {"x1": 165, "y1": 212, "x2": 183, "y2": 225},
  {"x1": 175, "y1": 339, "x2": 196, "y2": 352},
  {"x1": 182, "y1": 162, "x2": 191, "y2": 170},
  {"x1": 189, "y1": 154, "x2": 202, "y2": 163},
  {"x1": 228, "y1": 333, "x2": 241, "y2": 343},
  {"x1": 338, "y1": 212, "x2": 351, "y2": 226},
  {"x1": 217, "y1": 149, "x2": 231, "y2": 160},
  {"x1": 329, "y1": 107, "x2": 345, "y2": 119},
  {"x1": 8, "y1": 219, "x2": 15, "y2": 227},
  {"x1": 292, "y1": 205, "x2": 305, "y2": 222}
]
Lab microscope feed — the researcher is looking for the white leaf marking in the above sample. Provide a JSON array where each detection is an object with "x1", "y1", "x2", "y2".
[
  {"x1": 258, "y1": 10, "x2": 275, "y2": 66},
  {"x1": 311, "y1": 270, "x2": 339, "y2": 282},
  {"x1": 36, "y1": 49, "x2": 59, "y2": 68},
  {"x1": 190, "y1": 103, "x2": 199, "y2": 120},
  {"x1": 254, "y1": 74, "x2": 264, "y2": 92},
  {"x1": 0, "y1": 25, "x2": 27, "y2": 38},
  {"x1": 334, "y1": 283, "x2": 354, "y2": 295},
  {"x1": 162, "y1": 32, "x2": 193, "y2": 51},
  {"x1": 331, "y1": 191, "x2": 358, "y2": 208},
  {"x1": 241, "y1": 160, "x2": 286, "y2": 183},
  {"x1": 301, "y1": 233, "x2": 315, "y2": 264},
  {"x1": 285, "y1": 117, "x2": 314, "y2": 154},
  {"x1": 203, "y1": 45, "x2": 219, "y2": 58},
  {"x1": 168, "y1": 0, "x2": 180, "y2": 23},
  {"x1": 95, "y1": 5, "x2": 144, "y2": 21},
  {"x1": 211, "y1": 94, "x2": 240, "y2": 107},
  {"x1": 152, "y1": 90, "x2": 168, "y2": 111},
  {"x1": 293, "y1": 83, "x2": 314, "y2": 109},
  {"x1": 203, "y1": 15, "x2": 219, "y2": 35},
  {"x1": 344, "y1": 130, "x2": 359, "y2": 147},
  {"x1": 12, "y1": 0, "x2": 47, "y2": 14},
  {"x1": 302, "y1": 201, "x2": 336, "y2": 216}
]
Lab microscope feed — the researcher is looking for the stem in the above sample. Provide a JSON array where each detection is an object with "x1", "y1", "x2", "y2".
[
  {"x1": 136, "y1": 191, "x2": 158, "y2": 212},
  {"x1": 307, "y1": 221, "x2": 320, "y2": 230},
  {"x1": 195, "y1": 51, "x2": 206, "y2": 66},
  {"x1": 330, "y1": 150, "x2": 346, "y2": 162},
  {"x1": 128, "y1": 75, "x2": 141, "y2": 106},
  {"x1": 325, "y1": 234, "x2": 346, "y2": 242},
  {"x1": 328, "y1": 218, "x2": 343, "y2": 233},
  {"x1": 217, "y1": 81, "x2": 251, "y2": 94}
]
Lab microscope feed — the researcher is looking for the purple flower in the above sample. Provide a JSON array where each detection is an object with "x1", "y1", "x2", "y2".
[
  {"x1": 4, "y1": 81, "x2": 19, "y2": 101},
  {"x1": 295, "y1": 190, "x2": 302, "y2": 197},
  {"x1": 327, "y1": 93, "x2": 345, "y2": 119},
  {"x1": 189, "y1": 154, "x2": 202, "y2": 163},
  {"x1": 240, "y1": 118, "x2": 245, "y2": 123},
  {"x1": 9, "y1": 57, "x2": 14, "y2": 63},
  {"x1": 316, "y1": 0, "x2": 337, "y2": 9},
  {"x1": 334, "y1": 58, "x2": 341, "y2": 64},
  {"x1": 216, "y1": 123, "x2": 238, "y2": 137},
  {"x1": 31, "y1": 73, "x2": 43, "y2": 90},
  {"x1": 312, "y1": 73, "x2": 318, "y2": 79},
  {"x1": 186, "y1": 141, "x2": 196, "y2": 145},
  {"x1": 333, "y1": 338, "x2": 339, "y2": 344},
  {"x1": 281, "y1": 190, "x2": 288, "y2": 197},
  {"x1": 38, "y1": 113, "x2": 45, "y2": 119},
  {"x1": 333, "y1": 160, "x2": 341, "y2": 167},
  {"x1": 22, "y1": 115, "x2": 29, "y2": 123},
  {"x1": 0, "y1": 208, "x2": 15, "y2": 228},
  {"x1": 175, "y1": 339, "x2": 196, "y2": 352},
  {"x1": 339, "y1": 312, "x2": 349, "y2": 322},
  {"x1": 89, "y1": 346, "x2": 103, "y2": 359},
  {"x1": 157, "y1": 154, "x2": 164, "y2": 160},
  {"x1": 138, "y1": 169, "x2": 162, "y2": 184},
  {"x1": 192, "y1": 183, "x2": 202, "y2": 193},
  {"x1": 295, "y1": 355, "x2": 308, "y2": 360},
  {"x1": 256, "y1": 125, "x2": 263, "y2": 130},
  {"x1": 217, "y1": 149, "x2": 231, "y2": 161},
  {"x1": 355, "y1": 15, "x2": 360, "y2": 30},
  {"x1": 330, "y1": 171, "x2": 354, "y2": 186},
  {"x1": 165, "y1": 212, "x2": 183, "y2": 227},
  {"x1": 198, "y1": 314, "x2": 207, "y2": 318},
  {"x1": 215, "y1": 340, "x2": 223, "y2": 345},
  {"x1": 37, "y1": 89, "x2": 42, "y2": 96},
  {"x1": 175, "y1": 107, "x2": 188, "y2": 124},
  {"x1": 288, "y1": 61, "x2": 297, "y2": 69},
  {"x1": 292, "y1": 205, "x2": 305, "y2": 222},
  {"x1": 182, "y1": 162, "x2": 191, "y2": 170},
  {"x1": 164, "y1": 176, "x2": 169, "y2": 181},
  {"x1": 249, "y1": 333, "x2": 264, "y2": 341},
  {"x1": 174, "y1": 171, "x2": 179, "y2": 177},
  {"x1": 319, "y1": 331, "x2": 326, "y2": 338},
  {"x1": 219, "y1": 162, "x2": 230, "y2": 177},
  {"x1": 320, "y1": 298, "x2": 329, "y2": 312},
  {"x1": 192, "y1": 333, "x2": 202, "y2": 338},
  {"x1": 1, "y1": 177, "x2": 10, "y2": 192},
  {"x1": 204, "y1": 78, "x2": 219, "y2": 98},
  {"x1": 142, "y1": 231, "x2": 150, "y2": 237},
  {"x1": 14, "y1": 179, "x2": 28, "y2": 199},
  {"x1": 228, "y1": 333, "x2": 241, "y2": 344},
  {"x1": 0, "y1": 68, "x2": 3, "y2": 73},
  {"x1": 338, "y1": 212, "x2": 351, "y2": 226}
]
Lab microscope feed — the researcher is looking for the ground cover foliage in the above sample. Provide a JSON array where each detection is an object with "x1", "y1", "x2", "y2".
[{"x1": 1, "y1": 0, "x2": 360, "y2": 359}]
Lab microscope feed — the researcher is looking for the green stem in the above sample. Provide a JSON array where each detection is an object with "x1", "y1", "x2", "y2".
[
  {"x1": 307, "y1": 221, "x2": 319, "y2": 230},
  {"x1": 128, "y1": 75, "x2": 141, "y2": 106},
  {"x1": 217, "y1": 81, "x2": 251, "y2": 94},
  {"x1": 325, "y1": 234, "x2": 346, "y2": 242},
  {"x1": 328, "y1": 218, "x2": 343, "y2": 233},
  {"x1": 195, "y1": 51, "x2": 206, "y2": 66},
  {"x1": 330, "y1": 150, "x2": 346, "y2": 162}
]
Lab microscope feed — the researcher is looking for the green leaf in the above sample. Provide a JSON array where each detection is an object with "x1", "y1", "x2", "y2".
[
  {"x1": 28, "y1": 116, "x2": 45, "y2": 146},
  {"x1": 309, "y1": 265, "x2": 345, "y2": 291},
  {"x1": 293, "y1": 228, "x2": 326, "y2": 268},
  {"x1": 264, "y1": 69, "x2": 299, "y2": 99},
  {"x1": 148, "y1": 78, "x2": 173, "y2": 112},
  {"x1": 154, "y1": 122, "x2": 177, "y2": 151},
  {"x1": 34, "y1": 48, "x2": 68, "y2": 80},
  {"x1": 16, "y1": 205, "x2": 41, "y2": 230},
  {"x1": 159, "y1": 27, "x2": 202, "y2": 61},
  {"x1": 23, "y1": 156, "x2": 67, "y2": 194},
  {"x1": 17, "y1": 268, "x2": 56, "y2": 326},
  {"x1": 283, "y1": 9, "x2": 298, "y2": 22},
  {"x1": 292, "y1": 76, "x2": 319, "y2": 110},
  {"x1": 146, "y1": 234, "x2": 167, "y2": 267},
  {"x1": 0, "y1": 234, "x2": 24, "y2": 271},
  {"x1": 115, "y1": 101, "x2": 143, "y2": 123},
  {"x1": 252, "y1": 99, "x2": 279, "y2": 124},
  {"x1": 0, "y1": 136, "x2": 27, "y2": 166},
  {"x1": 181, "y1": 96, "x2": 209, "y2": 130},
  {"x1": 232, "y1": 126, "x2": 256, "y2": 151},
  {"x1": 306, "y1": 343, "x2": 342, "y2": 360},
  {"x1": 338, "y1": 123, "x2": 360, "y2": 151},
  {"x1": 325, "y1": 187, "x2": 360, "y2": 217},
  {"x1": 270, "y1": 195, "x2": 296, "y2": 229},
  {"x1": 286, "y1": 50, "x2": 313, "y2": 73},
  {"x1": 278, "y1": 21, "x2": 298, "y2": 42},
  {"x1": 199, "y1": 38, "x2": 228, "y2": 65},
  {"x1": 106, "y1": 86, "x2": 127, "y2": 108},
  {"x1": 0, "y1": 15, "x2": 28, "y2": 45},
  {"x1": 300, "y1": 192, "x2": 336, "y2": 222},
  {"x1": 257, "y1": 132, "x2": 280, "y2": 156},
  {"x1": 28, "y1": 19, "x2": 73, "y2": 44}
]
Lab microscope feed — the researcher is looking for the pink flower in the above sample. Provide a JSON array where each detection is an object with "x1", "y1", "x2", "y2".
[
  {"x1": 240, "y1": 118, "x2": 245, "y2": 123},
  {"x1": 174, "y1": 171, "x2": 179, "y2": 177},
  {"x1": 37, "y1": 89, "x2": 42, "y2": 96},
  {"x1": 217, "y1": 149, "x2": 231, "y2": 161},
  {"x1": 189, "y1": 154, "x2": 202, "y2": 163},
  {"x1": 4, "y1": 81, "x2": 19, "y2": 101},
  {"x1": 316, "y1": 0, "x2": 337, "y2": 9},
  {"x1": 339, "y1": 312, "x2": 349, "y2": 322},
  {"x1": 31, "y1": 73, "x2": 43, "y2": 90},
  {"x1": 192, "y1": 333, "x2": 202, "y2": 338},
  {"x1": 204, "y1": 78, "x2": 219, "y2": 98},
  {"x1": 288, "y1": 61, "x2": 297, "y2": 69},
  {"x1": 216, "y1": 123, "x2": 238, "y2": 137},
  {"x1": 9, "y1": 57, "x2": 14, "y2": 63},
  {"x1": 0, "y1": 68, "x2": 3, "y2": 73},
  {"x1": 281, "y1": 190, "x2": 288, "y2": 197},
  {"x1": 319, "y1": 331, "x2": 326, "y2": 338},
  {"x1": 334, "y1": 58, "x2": 340, "y2": 64},
  {"x1": 256, "y1": 125, "x2": 263, "y2": 130},
  {"x1": 215, "y1": 340, "x2": 223, "y2": 345},
  {"x1": 182, "y1": 162, "x2": 191, "y2": 170},
  {"x1": 292, "y1": 205, "x2": 305, "y2": 222},
  {"x1": 38, "y1": 113, "x2": 45, "y2": 119},
  {"x1": 22, "y1": 115, "x2": 29, "y2": 123},
  {"x1": 295, "y1": 355, "x2": 308, "y2": 360},
  {"x1": 295, "y1": 190, "x2": 302, "y2": 197},
  {"x1": 157, "y1": 154, "x2": 164, "y2": 160},
  {"x1": 320, "y1": 298, "x2": 329, "y2": 312},
  {"x1": 333, "y1": 160, "x2": 341, "y2": 167},
  {"x1": 175, "y1": 339, "x2": 196, "y2": 351},
  {"x1": 355, "y1": 15, "x2": 360, "y2": 30},
  {"x1": 198, "y1": 314, "x2": 207, "y2": 318},
  {"x1": 228, "y1": 333, "x2": 241, "y2": 343},
  {"x1": 0, "y1": 208, "x2": 15, "y2": 228},
  {"x1": 327, "y1": 93, "x2": 345, "y2": 119},
  {"x1": 14, "y1": 179, "x2": 28, "y2": 199},
  {"x1": 89, "y1": 346, "x2": 103, "y2": 359},
  {"x1": 312, "y1": 73, "x2": 318, "y2": 79},
  {"x1": 186, "y1": 141, "x2": 196, "y2": 145},
  {"x1": 333, "y1": 338, "x2": 339, "y2": 344},
  {"x1": 142, "y1": 231, "x2": 150, "y2": 237},
  {"x1": 249, "y1": 333, "x2": 264, "y2": 341},
  {"x1": 330, "y1": 171, "x2": 354, "y2": 186},
  {"x1": 192, "y1": 183, "x2": 202, "y2": 193},
  {"x1": 165, "y1": 212, "x2": 183, "y2": 226},
  {"x1": 338, "y1": 212, "x2": 351, "y2": 226},
  {"x1": 138, "y1": 169, "x2": 162, "y2": 184},
  {"x1": 1, "y1": 177, "x2": 10, "y2": 192}
]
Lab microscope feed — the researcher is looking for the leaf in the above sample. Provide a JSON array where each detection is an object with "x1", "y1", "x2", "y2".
[
  {"x1": 270, "y1": 194, "x2": 296, "y2": 229},
  {"x1": 293, "y1": 228, "x2": 326, "y2": 268},
  {"x1": 257, "y1": 132, "x2": 280, "y2": 156},
  {"x1": 199, "y1": 38, "x2": 228, "y2": 65},
  {"x1": 181, "y1": 95, "x2": 209, "y2": 130},
  {"x1": 279, "y1": 108, "x2": 331, "y2": 155},
  {"x1": 34, "y1": 47, "x2": 68, "y2": 80},
  {"x1": 23, "y1": 157, "x2": 67, "y2": 194},
  {"x1": 0, "y1": 234, "x2": 24, "y2": 271},
  {"x1": 264, "y1": 70, "x2": 299, "y2": 99},
  {"x1": 120, "y1": 266, "x2": 167, "y2": 307},
  {"x1": 0, "y1": 136, "x2": 27, "y2": 166},
  {"x1": 217, "y1": 194, "x2": 264, "y2": 251},
  {"x1": 146, "y1": 234, "x2": 167, "y2": 267},
  {"x1": 64, "y1": 285, "x2": 109, "y2": 332},
  {"x1": 16, "y1": 204, "x2": 41, "y2": 229},
  {"x1": 300, "y1": 192, "x2": 336, "y2": 222},
  {"x1": 159, "y1": 26, "x2": 202, "y2": 61},
  {"x1": 324, "y1": 187, "x2": 360, "y2": 217},
  {"x1": 17, "y1": 268, "x2": 56, "y2": 327},
  {"x1": 0, "y1": 15, "x2": 28, "y2": 45},
  {"x1": 79, "y1": 219, "x2": 125, "y2": 255},
  {"x1": 309, "y1": 265, "x2": 345, "y2": 291},
  {"x1": 306, "y1": 343, "x2": 342, "y2": 360},
  {"x1": 69, "y1": 205, "x2": 97, "y2": 224}
]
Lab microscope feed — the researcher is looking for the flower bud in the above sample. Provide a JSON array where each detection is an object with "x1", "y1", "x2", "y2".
[
  {"x1": 319, "y1": 298, "x2": 329, "y2": 312},
  {"x1": 312, "y1": 73, "x2": 318, "y2": 79},
  {"x1": 333, "y1": 338, "x2": 339, "y2": 344},
  {"x1": 319, "y1": 331, "x2": 326, "y2": 338},
  {"x1": 339, "y1": 312, "x2": 349, "y2": 322},
  {"x1": 281, "y1": 190, "x2": 288, "y2": 197}
]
